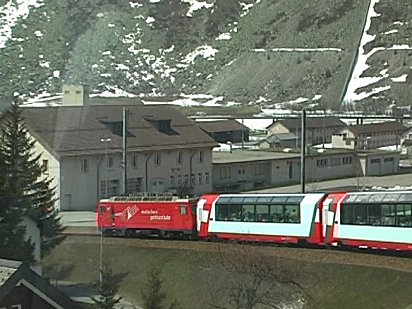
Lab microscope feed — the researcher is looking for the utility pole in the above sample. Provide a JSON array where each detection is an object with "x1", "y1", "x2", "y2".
[
  {"x1": 301, "y1": 108, "x2": 306, "y2": 193},
  {"x1": 122, "y1": 107, "x2": 128, "y2": 195}
]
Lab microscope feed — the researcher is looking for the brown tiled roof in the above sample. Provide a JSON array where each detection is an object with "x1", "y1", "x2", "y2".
[
  {"x1": 0, "y1": 259, "x2": 81, "y2": 308},
  {"x1": 268, "y1": 116, "x2": 346, "y2": 130},
  {"x1": 343, "y1": 122, "x2": 407, "y2": 136},
  {"x1": 196, "y1": 119, "x2": 250, "y2": 133},
  {"x1": 22, "y1": 105, "x2": 218, "y2": 157}
]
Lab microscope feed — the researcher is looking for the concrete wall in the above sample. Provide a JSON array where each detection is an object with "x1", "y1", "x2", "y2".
[
  {"x1": 58, "y1": 147, "x2": 214, "y2": 211},
  {"x1": 212, "y1": 151, "x2": 399, "y2": 192},
  {"x1": 32, "y1": 138, "x2": 61, "y2": 210}
]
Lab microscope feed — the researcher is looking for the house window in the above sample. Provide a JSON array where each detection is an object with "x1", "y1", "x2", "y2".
[
  {"x1": 178, "y1": 175, "x2": 182, "y2": 185},
  {"x1": 76, "y1": 90, "x2": 81, "y2": 94},
  {"x1": 191, "y1": 174, "x2": 195, "y2": 185},
  {"x1": 42, "y1": 159, "x2": 49, "y2": 174},
  {"x1": 177, "y1": 152, "x2": 183, "y2": 164},
  {"x1": 198, "y1": 173, "x2": 202, "y2": 184},
  {"x1": 132, "y1": 155, "x2": 138, "y2": 168},
  {"x1": 343, "y1": 157, "x2": 353, "y2": 164},
  {"x1": 199, "y1": 151, "x2": 204, "y2": 163},
  {"x1": 205, "y1": 172, "x2": 210, "y2": 184},
  {"x1": 81, "y1": 158, "x2": 88, "y2": 172},
  {"x1": 170, "y1": 175, "x2": 175, "y2": 185},
  {"x1": 127, "y1": 177, "x2": 142, "y2": 193},
  {"x1": 184, "y1": 174, "x2": 189, "y2": 185},
  {"x1": 107, "y1": 156, "x2": 113, "y2": 168},
  {"x1": 254, "y1": 164, "x2": 265, "y2": 175},
  {"x1": 100, "y1": 179, "x2": 119, "y2": 197},
  {"x1": 219, "y1": 167, "x2": 231, "y2": 179},
  {"x1": 316, "y1": 159, "x2": 327, "y2": 167},
  {"x1": 155, "y1": 153, "x2": 161, "y2": 166}
]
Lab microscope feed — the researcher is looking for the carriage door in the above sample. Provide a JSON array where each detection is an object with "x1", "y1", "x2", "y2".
[{"x1": 321, "y1": 197, "x2": 334, "y2": 242}]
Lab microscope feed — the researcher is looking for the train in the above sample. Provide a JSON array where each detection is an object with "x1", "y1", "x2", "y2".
[{"x1": 96, "y1": 190, "x2": 412, "y2": 252}]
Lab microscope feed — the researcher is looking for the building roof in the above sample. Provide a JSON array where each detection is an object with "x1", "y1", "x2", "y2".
[
  {"x1": 268, "y1": 116, "x2": 345, "y2": 130},
  {"x1": 263, "y1": 133, "x2": 298, "y2": 143},
  {"x1": 402, "y1": 139, "x2": 412, "y2": 146},
  {"x1": 341, "y1": 121, "x2": 407, "y2": 136},
  {"x1": 0, "y1": 259, "x2": 81, "y2": 308},
  {"x1": 20, "y1": 104, "x2": 218, "y2": 157},
  {"x1": 213, "y1": 150, "x2": 300, "y2": 164},
  {"x1": 196, "y1": 119, "x2": 250, "y2": 133}
]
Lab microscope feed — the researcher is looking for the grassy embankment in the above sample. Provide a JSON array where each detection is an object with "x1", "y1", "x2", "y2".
[{"x1": 42, "y1": 237, "x2": 412, "y2": 309}]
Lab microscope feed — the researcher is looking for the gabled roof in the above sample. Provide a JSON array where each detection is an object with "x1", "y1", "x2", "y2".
[
  {"x1": 267, "y1": 116, "x2": 345, "y2": 130},
  {"x1": 341, "y1": 121, "x2": 407, "y2": 136},
  {"x1": 0, "y1": 259, "x2": 81, "y2": 308},
  {"x1": 20, "y1": 104, "x2": 218, "y2": 157},
  {"x1": 402, "y1": 139, "x2": 412, "y2": 147},
  {"x1": 261, "y1": 133, "x2": 298, "y2": 143},
  {"x1": 196, "y1": 119, "x2": 250, "y2": 133}
]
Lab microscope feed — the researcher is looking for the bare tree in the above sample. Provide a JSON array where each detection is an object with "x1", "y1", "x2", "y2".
[{"x1": 206, "y1": 241, "x2": 315, "y2": 309}]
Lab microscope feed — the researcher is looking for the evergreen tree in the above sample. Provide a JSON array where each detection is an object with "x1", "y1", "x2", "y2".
[
  {"x1": 141, "y1": 266, "x2": 178, "y2": 309},
  {"x1": 0, "y1": 100, "x2": 63, "y2": 261},
  {"x1": 93, "y1": 264, "x2": 122, "y2": 309}
]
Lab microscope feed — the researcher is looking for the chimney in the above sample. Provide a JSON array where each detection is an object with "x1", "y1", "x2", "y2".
[{"x1": 62, "y1": 84, "x2": 90, "y2": 106}]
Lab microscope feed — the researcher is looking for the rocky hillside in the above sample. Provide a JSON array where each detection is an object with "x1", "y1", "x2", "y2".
[{"x1": 0, "y1": 0, "x2": 410, "y2": 112}]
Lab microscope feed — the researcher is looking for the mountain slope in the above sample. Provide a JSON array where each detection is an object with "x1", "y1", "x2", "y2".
[{"x1": 0, "y1": 0, "x2": 410, "y2": 112}]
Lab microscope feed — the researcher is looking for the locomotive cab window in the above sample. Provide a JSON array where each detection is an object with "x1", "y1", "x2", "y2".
[
  {"x1": 99, "y1": 205, "x2": 106, "y2": 213},
  {"x1": 180, "y1": 205, "x2": 187, "y2": 215}
]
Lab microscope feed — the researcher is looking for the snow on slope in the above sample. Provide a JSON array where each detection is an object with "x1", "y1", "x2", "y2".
[
  {"x1": 0, "y1": 0, "x2": 43, "y2": 48},
  {"x1": 343, "y1": 0, "x2": 412, "y2": 103}
]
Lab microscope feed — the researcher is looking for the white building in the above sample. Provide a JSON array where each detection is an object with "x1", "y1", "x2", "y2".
[
  {"x1": 22, "y1": 104, "x2": 217, "y2": 211},
  {"x1": 332, "y1": 121, "x2": 407, "y2": 150}
]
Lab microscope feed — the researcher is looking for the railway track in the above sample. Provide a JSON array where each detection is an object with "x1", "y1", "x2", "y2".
[{"x1": 61, "y1": 229, "x2": 412, "y2": 273}]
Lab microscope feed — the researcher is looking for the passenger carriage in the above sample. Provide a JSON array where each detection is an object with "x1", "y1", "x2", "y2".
[
  {"x1": 196, "y1": 193, "x2": 328, "y2": 245},
  {"x1": 325, "y1": 191, "x2": 412, "y2": 251}
]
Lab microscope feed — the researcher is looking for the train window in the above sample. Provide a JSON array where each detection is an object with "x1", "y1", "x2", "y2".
[
  {"x1": 284, "y1": 205, "x2": 300, "y2": 223},
  {"x1": 381, "y1": 204, "x2": 396, "y2": 226},
  {"x1": 99, "y1": 205, "x2": 106, "y2": 213},
  {"x1": 228, "y1": 204, "x2": 242, "y2": 221},
  {"x1": 217, "y1": 197, "x2": 231, "y2": 204},
  {"x1": 343, "y1": 194, "x2": 358, "y2": 203},
  {"x1": 367, "y1": 204, "x2": 381, "y2": 225},
  {"x1": 341, "y1": 204, "x2": 354, "y2": 224},
  {"x1": 180, "y1": 205, "x2": 187, "y2": 215},
  {"x1": 271, "y1": 196, "x2": 287, "y2": 203},
  {"x1": 242, "y1": 204, "x2": 255, "y2": 222},
  {"x1": 356, "y1": 195, "x2": 371, "y2": 204},
  {"x1": 256, "y1": 205, "x2": 269, "y2": 222},
  {"x1": 243, "y1": 196, "x2": 259, "y2": 203},
  {"x1": 368, "y1": 193, "x2": 386, "y2": 203},
  {"x1": 383, "y1": 193, "x2": 400, "y2": 202},
  {"x1": 270, "y1": 205, "x2": 284, "y2": 223},
  {"x1": 256, "y1": 196, "x2": 272, "y2": 203},
  {"x1": 398, "y1": 193, "x2": 412, "y2": 202},
  {"x1": 397, "y1": 204, "x2": 412, "y2": 227},
  {"x1": 286, "y1": 196, "x2": 303, "y2": 204},
  {"x1": 216, "y1": 204, "x2": 229, "y2": 221},
  {"x1": 230, "y1": 197, "x2": 244, "y2": 203},
  {"x1": 354, "y1": 204, "x2": 367, "y2": 224}
]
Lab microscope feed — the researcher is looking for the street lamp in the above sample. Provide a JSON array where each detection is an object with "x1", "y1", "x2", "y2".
[
  {"x1": 100, "y1": 138, "x2": 111, "y2": 198},
  {"x1": 99, "y1": 137, "x2": 111, "y2": 291}
]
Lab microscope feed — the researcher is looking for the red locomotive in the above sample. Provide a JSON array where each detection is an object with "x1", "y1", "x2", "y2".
[
  {"x1": 97, "y1": 193, "x2": 197, "y2": 238},
  {"x1": 97, "y1": 191, "x2": 412, "y2": 252}
]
